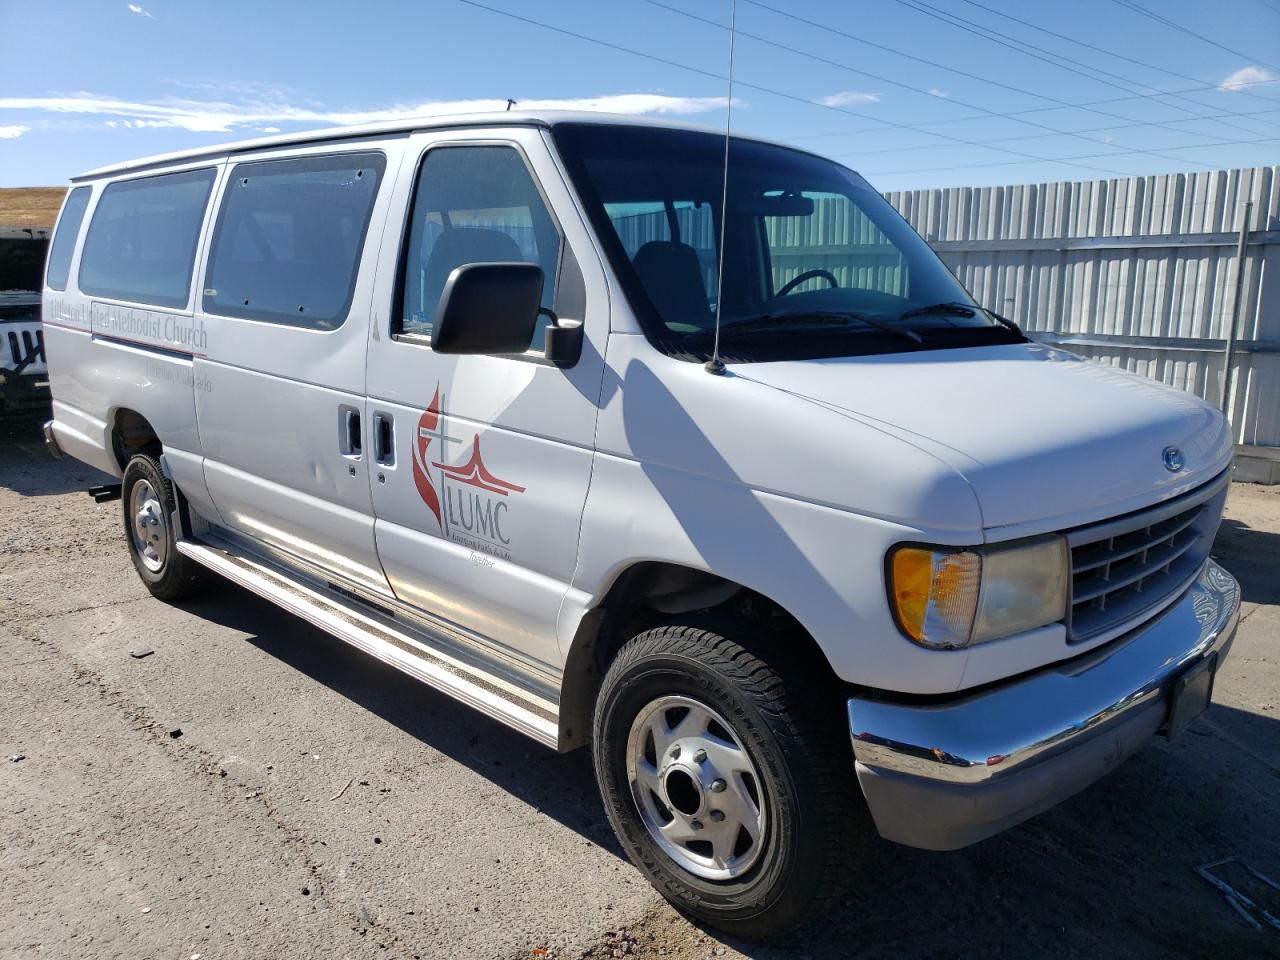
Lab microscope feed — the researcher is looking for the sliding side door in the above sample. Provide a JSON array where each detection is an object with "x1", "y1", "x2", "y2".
[{"x1": 194, "y1": 141, "x2": 404, "y2": 595}]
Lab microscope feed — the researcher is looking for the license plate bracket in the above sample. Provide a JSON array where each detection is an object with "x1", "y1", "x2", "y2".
[{"x1": 1165, "y1": 652, "x2": 1217, "y2": 741}]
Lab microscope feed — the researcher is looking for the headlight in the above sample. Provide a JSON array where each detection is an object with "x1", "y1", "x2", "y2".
[{"x1": 888, "y1": 537, "x2": 1069, "y2": 649}]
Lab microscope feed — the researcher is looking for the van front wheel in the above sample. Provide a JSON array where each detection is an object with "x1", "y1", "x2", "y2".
[
  {"x1": 592, "y1": 621, "x2": 861, "y2": 937},
  {"x1": 121, "y1": 452, "x2": 205, "y2": 601}
]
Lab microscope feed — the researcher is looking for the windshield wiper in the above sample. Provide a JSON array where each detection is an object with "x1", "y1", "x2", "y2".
[
  {"x1": 719, "y1": 309, "x2": 923, "y2": 344},
  {"x1": 899, "y1": 301, "x2": 977, "y2": 321},
  {"x1": 976, "y1": 306, "x2": 1026, "y2": 338},
  {"x1": 901, "y1": 301, "x2": 1027, "y2": 340}
]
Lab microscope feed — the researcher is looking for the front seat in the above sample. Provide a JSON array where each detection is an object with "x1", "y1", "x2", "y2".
[
  {"x1": 422, "y1": 227, "x2": 526, "y2": 318},
  {"x1": 632, "y1": 240, "x2": 713, "y2": 330}
]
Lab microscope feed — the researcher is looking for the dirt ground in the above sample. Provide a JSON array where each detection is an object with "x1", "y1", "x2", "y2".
[{"x1": 1, "y1": 431, "x2": 1278, "y2": 960}]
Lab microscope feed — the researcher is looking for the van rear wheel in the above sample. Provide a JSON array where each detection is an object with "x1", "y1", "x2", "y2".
[
  {"x1": 592, "y1": 620, "x2": 862, "y2": 938},
  {"x1": 121, "y1": 452, "x2": 206, "y2": 601}
]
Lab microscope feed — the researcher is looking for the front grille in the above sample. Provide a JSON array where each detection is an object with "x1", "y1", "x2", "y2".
[{"x1": 1065, "y1": 475, "x2": 1226, "y2": 643}]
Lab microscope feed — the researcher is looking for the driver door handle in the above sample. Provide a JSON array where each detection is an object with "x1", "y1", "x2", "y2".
[{"x1": 373, "y1": 413, "x2": 395, "y2": 466}]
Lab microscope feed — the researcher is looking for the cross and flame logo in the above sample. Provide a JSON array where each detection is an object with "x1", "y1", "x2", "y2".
[{"x1": 411, "y1": 385, "x2": 526, "y2": 533}]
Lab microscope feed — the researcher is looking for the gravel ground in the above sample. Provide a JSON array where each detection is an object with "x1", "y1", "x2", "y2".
[{"x1": 1, "y1": 431, "x2": 1278, "y2": 960}]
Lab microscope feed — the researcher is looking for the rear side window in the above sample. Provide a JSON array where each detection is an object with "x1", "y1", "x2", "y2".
[
  {"x1": 78, "y1": 168, "x2": 216, "y2": 308},
  {"x1": 46, "y1": 186, "x2": 92, "y2": 291},
  {"x1": 397, "y1": 145, "x2": 562, "y2": 345},
  {"x1": 203, "y1": 152, "x2": 386, "y2": 329}
]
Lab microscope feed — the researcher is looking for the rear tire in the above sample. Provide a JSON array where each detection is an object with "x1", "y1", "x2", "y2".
[
  {"x1": 592, "y1": 619, "x2": 865, "y2": 938},
  {"x1": 121, "y1": 452, "x2": 206, "y2": 601}
]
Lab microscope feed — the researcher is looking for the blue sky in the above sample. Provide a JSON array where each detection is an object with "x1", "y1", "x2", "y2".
[{"x1": 1, "y1": 0, "x2": 1277, "y2": 191}]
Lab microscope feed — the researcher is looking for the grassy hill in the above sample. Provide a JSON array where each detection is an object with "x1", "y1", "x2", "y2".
[{"x1": 0, "y1": 187, "x2": 68, "y2": 228}]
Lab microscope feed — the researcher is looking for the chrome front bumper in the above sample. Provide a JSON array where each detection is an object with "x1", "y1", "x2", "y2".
[{"x1": 848, "y1": 560, "x2": 1241, "y2": 851}]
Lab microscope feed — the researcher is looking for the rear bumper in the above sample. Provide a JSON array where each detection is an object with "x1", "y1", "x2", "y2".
[
  {"x1": 848, "y1": 560, "x2": 1240, "y2": 850},
  {"x1": 42, "y1": 419, "x2": 64, "y2": 458},
  {"x1": 42, "y1": 405, "x2": 120, "y2": 478}
]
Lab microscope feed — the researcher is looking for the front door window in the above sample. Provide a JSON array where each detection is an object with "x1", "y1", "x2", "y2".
[{"x1": 397, "y1": 145, "x2": 562, "y2": 352}]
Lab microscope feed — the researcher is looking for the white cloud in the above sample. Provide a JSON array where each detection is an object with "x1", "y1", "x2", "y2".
[
  {"x1": 1219, "y1": 65, "x2": 1277, "y2": 91},
  {"x1": 259, "y1": 126, "x2": 281, "y2": 133},
  {"x1": 813, "y1": 91, "x2": 882, "y2": 108},
  {"x1": 165, "y1": 79, "x2": 303, "y2": 98},
  {"x1": 0, "y1": 124, "x2": 29, "y2": 138},
  {"x1": 127, "y1": 3, "x2": 154, "y2": 17},
  {"x1": 928, "y1": 88, "x2": 949, "y2": 98},
  {"x1": 0, "y1": 92, "x2": 737, "y2": 135}
]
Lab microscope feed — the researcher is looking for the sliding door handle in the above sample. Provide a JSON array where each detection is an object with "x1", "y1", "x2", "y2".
[{"x1": 339, "y1": 406, "x2": 362, "y2": 458}]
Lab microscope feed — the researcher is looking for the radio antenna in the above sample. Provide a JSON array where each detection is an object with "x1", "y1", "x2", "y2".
[{"x1": 705, "y1": 0, "x2": 737, "y2": 376}]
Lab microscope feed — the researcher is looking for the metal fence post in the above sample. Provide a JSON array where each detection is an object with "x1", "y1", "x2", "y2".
[{"x1": 1220, "y1": 200, "x2": 1254, "y2": 430}]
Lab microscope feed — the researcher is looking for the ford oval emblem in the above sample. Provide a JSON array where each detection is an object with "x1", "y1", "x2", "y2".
[{"x1": 1163, "y1": 446, "x2": 1185, "y2": 472}]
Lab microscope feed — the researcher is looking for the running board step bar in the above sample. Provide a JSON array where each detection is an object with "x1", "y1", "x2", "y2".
[
  {"x1": 175, "y1": 538, "x2": 560, "y2": 748},
  {"x1": 88, "y1": 483, "x2": 122, "y2": 503}
]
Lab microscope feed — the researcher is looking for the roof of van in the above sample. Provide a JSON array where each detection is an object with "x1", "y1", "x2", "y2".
[{"x1": 74, "y1": 110, "x2": 811, "y2": 182}]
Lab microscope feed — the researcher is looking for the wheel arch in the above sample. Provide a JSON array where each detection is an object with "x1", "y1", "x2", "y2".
[
  {"x1": 109, "y1": 406, "x2": 162, "y2": 470},
  {"x1": 556, "y1": 560, "x2": 840, "y2": 751}
]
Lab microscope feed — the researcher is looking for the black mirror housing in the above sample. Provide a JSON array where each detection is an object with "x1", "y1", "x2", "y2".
[
  {"x1": 432, "y1": 262, "x2": 544, "y2": 355},
  {"x1": 543, "y1": 320, "x2": 584, "y2": 366}
]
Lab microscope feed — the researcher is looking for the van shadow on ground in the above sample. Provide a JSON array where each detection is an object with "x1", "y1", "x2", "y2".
[
  {"x1": 185, "y1": 576, "x2": 1280, "y2": 960},
  {"x1": 0, "y1": 404, "x2": 51, "y2": 444},
  {"x1": 0, "y1": 431, "x2": 114, "y2": 497},
  {"x1": 1214, "y1": 517, "x2": 1280, "y2": 606},
  {"x1": 183, "y1": 583, "x2": 620, "y2": 854}
]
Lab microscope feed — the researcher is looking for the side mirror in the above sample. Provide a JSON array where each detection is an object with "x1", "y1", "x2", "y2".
[{"x1": 432, "y1": 262, "x2": 544, "y2": 355}]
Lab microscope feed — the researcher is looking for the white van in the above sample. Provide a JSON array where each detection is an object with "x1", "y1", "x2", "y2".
[{"x1": 42, "y1": 112, "x2": 1239, "y2": 936}]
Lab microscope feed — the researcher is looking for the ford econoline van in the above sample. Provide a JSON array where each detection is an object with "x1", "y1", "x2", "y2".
[{"x1": 42, "y1": 112, "x2": 1239, "y2": 936}]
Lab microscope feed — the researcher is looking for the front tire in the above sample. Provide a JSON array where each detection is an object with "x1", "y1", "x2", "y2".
[
  {"x1": 121, "y1": 452, "x2": 206, "y2": 601},
  {"x1": 592, "y1": 620, "x2": 863, "y2": 937}
]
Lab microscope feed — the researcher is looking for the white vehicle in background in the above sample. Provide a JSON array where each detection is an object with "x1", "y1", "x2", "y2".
[
  {"x1": 1, "y1": 226, "x2": 51, "y2": 419},
  {"x1": 42, "y1": 112, "x2": 1239, "y2": 936}
]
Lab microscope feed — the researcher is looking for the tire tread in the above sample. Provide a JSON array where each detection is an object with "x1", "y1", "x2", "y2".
[
  {"x1": 594, "y1": 618, "x2": 860, "y2": 937},
  {"x1": 121, "y1": 452, "x2": 207, "y2": 602}
]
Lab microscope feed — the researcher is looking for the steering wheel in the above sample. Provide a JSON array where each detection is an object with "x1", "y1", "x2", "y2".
[{"x1": 776, "y1": 269, "x2": 839, "y2": 297}]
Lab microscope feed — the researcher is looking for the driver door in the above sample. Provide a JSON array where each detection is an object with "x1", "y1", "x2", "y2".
[{"x1": 364, "y1": 127, "x2": 609, "y2": 670}]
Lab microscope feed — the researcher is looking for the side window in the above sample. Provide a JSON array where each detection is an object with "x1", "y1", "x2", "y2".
[
  {"x1": 46, "y1": 186, "x2": 92, "y2": 291},
  {"x1": 397, "y1": 145, "x2": 562, "y2": 348},
  {"x1": 78, "y1": 168, "x2": 216, "y2": 308},
  {"x1": 761, "y1": 191, "x2": 908, "y2": 299},
  {"x1": 203, "y1": 152, "x2": 386, "y2": 329}
]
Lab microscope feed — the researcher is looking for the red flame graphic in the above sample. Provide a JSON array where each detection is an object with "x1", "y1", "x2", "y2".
[
  {"x1": 412, "y1": 386, "x2": 443, "y2": 529},
  {"x1": 411, "y1": 384, "x2": 527, "y2": 531}
]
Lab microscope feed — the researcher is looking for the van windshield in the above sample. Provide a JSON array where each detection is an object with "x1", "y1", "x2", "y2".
[{"x1": 553, "y1": 123, "x2": 1018, "y2": 363}]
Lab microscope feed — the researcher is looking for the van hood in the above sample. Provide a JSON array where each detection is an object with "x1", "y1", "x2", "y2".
[{"x1": 739, "y1": 343, "x2": 1233, "y2": 533}]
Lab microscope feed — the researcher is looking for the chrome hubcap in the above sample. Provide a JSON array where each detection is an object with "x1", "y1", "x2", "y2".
[
  {"x1": 130, "y1": 479, "x2": 167, "y2": 573},
  {"x1": 626, "y1": 695, "x2": 767, "y2": 881}
]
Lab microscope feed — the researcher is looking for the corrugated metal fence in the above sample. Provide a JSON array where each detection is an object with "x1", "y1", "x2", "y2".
[{"x1": 884, "y1": 166, "x2": 1279, "y2": 456}]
